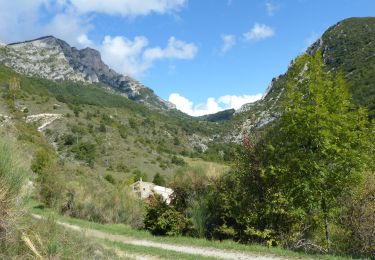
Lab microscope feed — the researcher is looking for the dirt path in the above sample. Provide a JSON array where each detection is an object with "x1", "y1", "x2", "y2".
[{"x1": 32, "y1": 214, "x2": 281, "y2": 260}]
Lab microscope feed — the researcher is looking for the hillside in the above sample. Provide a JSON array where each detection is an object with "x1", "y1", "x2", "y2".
[
  {"x1": 229, "y1": 17, "x2": 375, "y2": 141},
  {"x1": 0, "y1": 15, "x2": 374, "y2": 259},
  {"x1": 0, "y1": 65, "x2": 229, "y2": 179}
]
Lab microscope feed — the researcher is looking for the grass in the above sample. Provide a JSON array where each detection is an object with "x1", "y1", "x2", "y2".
[{"x1": 31, "y1": 204, "x2": 349, "y2": 260}]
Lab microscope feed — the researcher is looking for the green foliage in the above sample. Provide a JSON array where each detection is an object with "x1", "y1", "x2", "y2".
[
  {"x1": 71, "y1": 142, "x2": 96, "y2": 165},
  {"x1": 171, "y1": 155, "x2": 186, "y2": 166},
  {"x1": 98, "y1": 123, "x2": 106, "y2": 133},
  {"x1": 267, "y1": 52, "x2": 373, "y2": 247},
  {"x1": 309, "y1": 18, "x2": 375, "y2": 118},
  {"x1": 118, "y1": 124, "x2": 128, "y2": 139},
  {"x1": 0, "y1": 140, "x2": 25, "y2": 235},
  {"x1": 31, "y1": 148, "x2": 52, "y2": 174},
  {"x1": 198, "y1": 109, "x2": 235, "y2": 122},
  {"x1": 206, "y1": 52, "x2": 373, "y2": 252},
  {"x1": 132, "y1": 169, "x2": 148, "y2": 182},
  {"x1": 62, "y1": 134, "x2": 75, "y2": 146},
  {"x1": 37, "y1": 163, "x2": 64, "y2": 208},
  {"x1": 339, "y1": 172, "x2": 375, "y2": 257},
  {"x1": 144, "y1": 196, "x2": 188, "y2": 236},
  {"x1": 104, "y1": 174, "x2": 116, "y2": 184},
  {"x1": 152, "y1": 173, "x2": 166, "y2": 186}
]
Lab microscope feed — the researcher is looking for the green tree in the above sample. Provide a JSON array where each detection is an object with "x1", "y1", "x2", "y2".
[
  {"x1": 266, "y1": 52, "x2": 372, "y2": 249},
  {"x1": 207, "y1": 52, "x2": 373, "y2": 249}
]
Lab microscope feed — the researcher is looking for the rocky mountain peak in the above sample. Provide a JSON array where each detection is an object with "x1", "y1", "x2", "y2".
[{"x1": 0, "y1": 35, "x2": 174, "y2": 110}]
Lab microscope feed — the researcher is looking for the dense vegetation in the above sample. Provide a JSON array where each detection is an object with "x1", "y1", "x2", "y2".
[
  {"x1": 0, "y1": 139, "x2": 117, "y2": 259},
  {"x1": 144, "y1": 53, "x2": 375, "y2": 257},
  {"x1": 309, "y1": 17, "x2": 375, "y2": 118}
]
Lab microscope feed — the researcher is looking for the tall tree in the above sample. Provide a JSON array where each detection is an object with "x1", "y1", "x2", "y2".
[
  {"x1": 268, "y1": 51, "x2": 372, "y2": 249},
  {"x1": 208, "y1": 52, "x2": 373, "y2": 249}
]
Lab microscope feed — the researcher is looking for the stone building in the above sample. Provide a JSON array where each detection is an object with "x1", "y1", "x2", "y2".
[{"x1": 131, "y1": 178, "x2": 173, "y2": 204}]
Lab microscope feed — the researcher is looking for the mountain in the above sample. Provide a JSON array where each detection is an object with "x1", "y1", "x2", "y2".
[
  {"x1": 0, "y1": 36, "x2": 175, "y2": 110},
  {"x1": 229, "y1": 17, "x2": 375, "y2": 141},
  {"x1": 198, "y1": 109, "x2": 235, "y2": 122}
]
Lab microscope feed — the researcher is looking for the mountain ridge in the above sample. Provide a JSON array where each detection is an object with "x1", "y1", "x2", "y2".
[
  {"x1": 227, "y1": 17, "x2": 375, "y2": 142},
  {"x1": 0, "y1": 35, "x2": 176, "y2": 110}
]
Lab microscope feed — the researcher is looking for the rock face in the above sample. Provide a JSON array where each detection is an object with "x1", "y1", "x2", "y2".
[{"x1": 0, "y1": 36, "x2": 175, "y2": 110}]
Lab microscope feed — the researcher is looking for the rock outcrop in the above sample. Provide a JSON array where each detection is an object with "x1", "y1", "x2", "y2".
[{"x1": 0, "y1": 36, "x2": 175, "y2": 110}]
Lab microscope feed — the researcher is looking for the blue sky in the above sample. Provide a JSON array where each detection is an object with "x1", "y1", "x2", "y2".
[{"x1": 0, "y1": 0, "x2": 374, "y2": 115}]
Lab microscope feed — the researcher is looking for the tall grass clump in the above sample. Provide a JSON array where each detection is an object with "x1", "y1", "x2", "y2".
[{"x1": 0, "y1": 139, "x2": 26, "y2": 236}]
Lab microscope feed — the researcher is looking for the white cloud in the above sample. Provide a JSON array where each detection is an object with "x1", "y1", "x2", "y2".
[
  {"x1": 218, "y1": 94, "x2": 262, "y2": 110},
  {"x1": 0, "y1": 0, "x2": 187, "y2": 45},
  {"x1": 43, "y1": 12, "x2": 93, "y2": 46},
  {"x1": 265, "y1": 1, "x2": 279, "y2": 16},
  {"x1": 99, "y1": 35, "x2": 150, "y2": 76},
  {"x1": 97, "y1": 35, "x2": 197, "y2": 77},
  {"x1": 243, "y1": 23, "x2": 275, "y2": 41},
  {"x1": 0, "y1": 0, "x2": 195, "y2": 77},
  {"x1": 69, "y1": 0, "x2": 186, "y2": 17},
  {"x1": 0, "y1": 0, "x2": 48, "y2": 43},
  {"x1": 143, "y1": 36, "x2": 197, "y2": 60},
  {"x1": 169, "y1": 93, "x2": 262, "y2": 116},
  {"x1": 220, "y1": 34, "x2": 236, "y2": 53},
  {"x1": 77, "y1": 34, "x2": 93, "y2": 46}
]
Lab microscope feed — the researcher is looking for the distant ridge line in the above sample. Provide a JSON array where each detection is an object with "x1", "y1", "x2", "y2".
[{"x1": 8, "y1": 35, "x2": 57, "y2": 46}]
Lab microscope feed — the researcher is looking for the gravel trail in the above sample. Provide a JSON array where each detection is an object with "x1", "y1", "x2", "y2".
[{"x1": 32, "y1": 214, "x2": 282, "y2": 260}]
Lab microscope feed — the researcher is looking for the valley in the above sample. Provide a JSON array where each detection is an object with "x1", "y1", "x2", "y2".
[{"x1": 0, "y1": 15, "x2": 374, "y2": 259}]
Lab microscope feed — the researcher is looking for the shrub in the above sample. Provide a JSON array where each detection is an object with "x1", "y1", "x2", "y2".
[
  {"x1": 71, "y1": 142, "x2": 96, "y2": 165},
  {"x1": 31, "y1": 149, "x2": 51, "y2": 174},
  {"x1": 152, "y1": 173, "x2": 166, "y2": 186},
  {"x1": 37, "y1": 163, "x2": 64, "y2": 208},
  {"x1": 171, "y1": 155, "x2": 185, "y2": 166},
  {"x1": 98, "y1": 123, "x2": 106, "y2": 133},
  {"x1": 104, "y1": 174, "x2": 116, "y2": 184},
  {"x1": 340, "y1": 173, "x2": 375, "y2": 257},
  {"x1": 63, "y1": 134, "x2": 75, "y2": 146},
  {"x1": 118, "y1": 124, "x2": 128, "y2": 139},
  {"x1": 132, "y1": 170, "x2": 148, "y2": 182},
  {"x1": 144, "y1": 196, "x2": 188, "y2": 236}
]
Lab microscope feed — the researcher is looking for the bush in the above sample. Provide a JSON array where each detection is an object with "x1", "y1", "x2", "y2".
[
  {"x1": 71, "y1": 142, "x2": 96, "y2": 165},
  {"x1": 98, "y1": 123, "x2": 106, "y2": 133},
  {"x1": 104, "y1": 174, "x2": 116, "y2": 184},
  {"x1": 171, "y1": 155, "x2": 185, "y2": 166},
  {"x1": 144, "y1": 196, "x2": 188, "y2": 236},
  {"x1": 63, "y1": 134, "x2": 75, "y2": 146},
  {"x1": 118, "y1": 124, "x2": 128, "y2": 139},
  {"x1": 152, "y1": 173, "x2": 166, "y2": 186},
  {"x1": 37, "y1": 163, "x2": 64, "y2": 208},
  {"x1": 340, "y1": 173, "x2": 375, "y2": 257},
  {"x1": 31, "y1": 149, "x2": 51, "y2": 174}
]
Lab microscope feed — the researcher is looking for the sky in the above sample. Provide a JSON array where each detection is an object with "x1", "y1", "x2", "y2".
[{"x1": 0, "y1": 0, "x2": 374, "y2": 116}]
